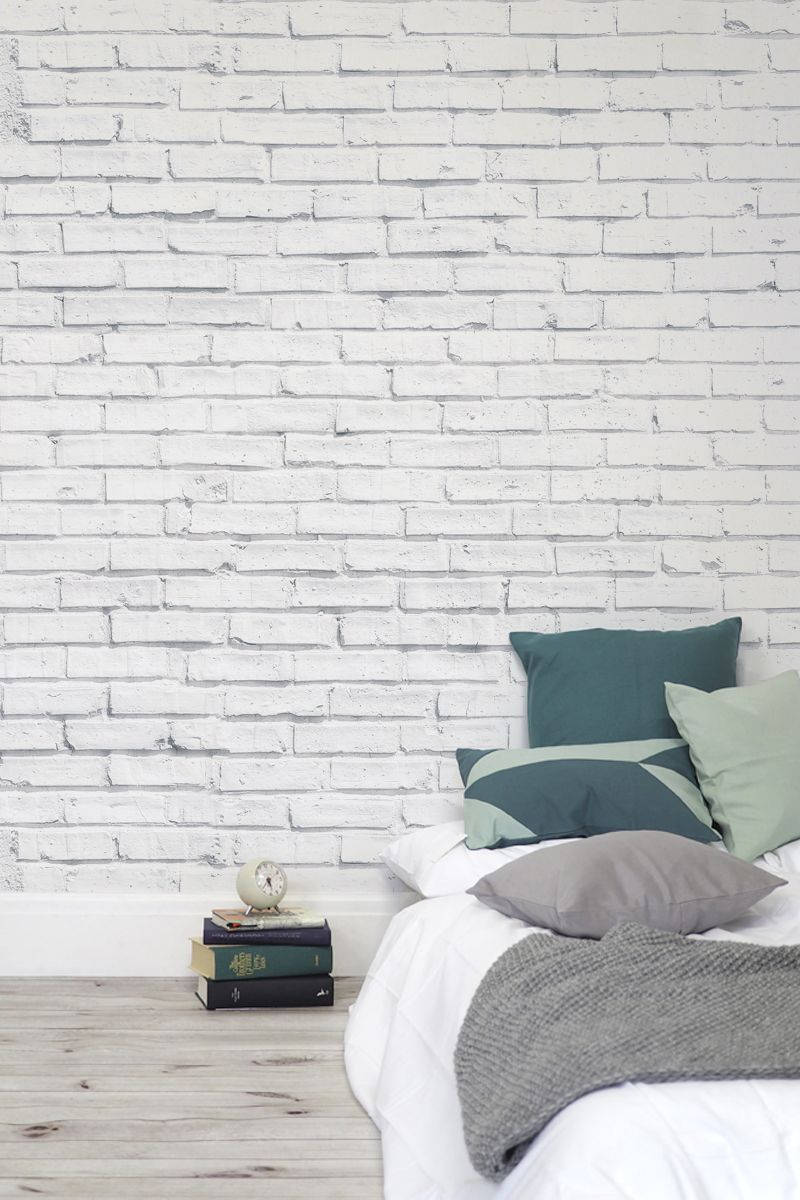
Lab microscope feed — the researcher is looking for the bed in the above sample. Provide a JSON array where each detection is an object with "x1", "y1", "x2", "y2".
[{"x1": 345, "y1": 841, "x2": 800, "y2": 1200}]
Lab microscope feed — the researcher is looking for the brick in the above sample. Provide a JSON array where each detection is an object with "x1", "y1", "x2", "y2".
[
  {"x1": 110, "y1": 683, "x2": 221, "y2": 716},
  {"x1": 341, "y1": 38, "x2": 447, "y2": 72},
  {"x1": 563, "y1": 112, "x2": 669, "y2": 145},
  {"x1": 283, "y1": 364, "x2": 390, "y2": 396},
  {"x1": 285, "y1": 78, "x2": 391, "y2": 110},
  {"x1": 605, "y1": 218, "x2": 711, "y2": 255},
  {"x1": 219, "y1": 757, "x2": 329, "y2": 793},
  {"x1": 604, "y1": 295, "x2": 707, "y2": 328},
  {"x1": 554, "y1": 472, "x2": 652, "y2": 506},
  {"x1": 649, "y1": 184, "x2": 759, "y2": 218},
  {"x1": 4, "y1": 613, "x2": 108, "y2": 645},
  {"x1": 760, "y1": 186, "x2": 800, "y2": 216},
  {"x1": 538, "y1": 185, "x2": 644, "y2": 218},
  {"x1": 713, "y1": 217, "x2": 800, "y2": 253},
  {"x1": 134, "y1": 112, "x2": 219, "y2": 143},
  {"x1": 617, "y1": 577, "x2": 722, "y2": 609},
  {"x1": 278, "y1": 220, "x2": 384, "y2": 256},
  {"x1": 721, "y1": 75, "x2": 800, "y2": 107},
  {"x1": 617, "y1": 1, "x2": 722, "y2": 33},
  {"x1": 3, "y1": 332, "x2": 101, "y2": 365},
  {"x1": 223, "y1": 113, "x2": 341, "y2": 145},
  {"x1": 291, "y1": 3, "x2": 399, "y2": 35},
  {"x1": 18, "y1": 256, "x2": 119, "y2": 289},
  {"x1": 388, "y1": 219, "x2": 492, "y2": 254},
  {"x1": 714, "y1": 367, "x2": 800, "y2": 397},
  {"x1": 224, "y1": 687, "x2": 323, "y2": 721},
  {"x1": 601, "y1": 147, "x2": 704, "y2": 181},
  {"x1": 348, "y1": 260, "x2": 452, "y2": 293},
  {"x1": 179, "y1": 77, "x2": 282, "y2": 110},
  {"x1": 565, "y1": 258, "x2": 672, "y2": 292},
  {"x1": 500, "y1": 364, "x2": 602, "y2": 396},
  {"x1": 512, "y1": 3, "x2": 613, "y2": 33},
  {"x1": 423, "y1": 184, "x2": 533, "y2": 218},
  {"x1": 62, "y1": 146, "x2": 166, "y2": 180},
  {"x1": 403, "y1": 2, "x2": 508, "y2": 33},
  {"x1": 508, "y1": 577, "x2": 613, "y2": 609},
  {"x1": 660, "y1": 331, "x2": 762, "y2": 363},
  {"x1": 379, "y1": 148, "x2": 484, "y2": 181},
  {"x1": 657, "y1": 400, "x2": 760, "y2": 432},
  {"x1": 618, "y1": 505, "x2": 723, "y2": 537},
  {"x1": 0, "y1": 296, "x2": 59, "y2": 328},
  {"x1": 558, "y1": 36, "x2": 661, "y2": 72},
  {"x1": 450, "y1": 36, "x2": 554, "y2": 72},
  {"x1": 393, "y1": 364, "x2": 496, "y2": 396},
  {"x1": 384, "y1": 297, "x2": 489, "y2": 329},
  {"x1": 395, "y1": 78, "x2": 501, "y2": 110},
  {"x1": 342, "y1": 332, "x2": 445, "y2": 362},
  {"x1": 7, "y1": 185, "x2": 107, "y2": 217},
  {"x1": 709, "y1": 148, "x2": 800, "y2": 180},
  {"x1": 555, "y1": 331, "x2": 658, "y2": 361},
  {"x1": 454, "y1": 112, "x2": 559, "y2": 146},
  {"x1": 611, "y1": 77, "x2": 719, "y2": 110},
  {"x1": 123, "y1": 255, "x2": 228, "y2": 290},
  {"x1": 272, "y1": 296, "x2": 380, "y2": 328},
  {"x1": 236, "y1": 259, "x2": 341, "y2": 293},
  {"x1": 661, "y1": 470, "x2": 764, "y2": 502},
  {"x1": 29, "y1": 111, "x2": 118, "y2": 142},
  {"x1": 272, "y1": 151, "x2": 375, "y2": 184},
  {"x1": 6, "y1": 681, "x2": 104, "y2": 715},
  {"x1": 663, "y1": 35, "x2": 768, "y2": 71},
  {"x1": 454, "y1": 258, "x2": 562, "y2": 291},
  {"x1": 497, "y1": 218, "x2": 601, "y2": 254},
  {"x1": 671, "y1": 111, "x2": 775, "y2": 145},
  {"x1": 345, "y1": 113, "x2": 451, "y2": 145}
]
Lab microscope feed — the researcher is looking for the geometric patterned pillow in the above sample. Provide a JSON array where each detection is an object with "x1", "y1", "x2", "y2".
[{"x1": 456, "y1": 741, "x2": 718, "y2": 851}]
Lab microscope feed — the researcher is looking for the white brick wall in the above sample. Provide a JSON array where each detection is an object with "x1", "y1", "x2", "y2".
[{"x1": 0, "y1": 0, "x2": 799, "y2": 896}]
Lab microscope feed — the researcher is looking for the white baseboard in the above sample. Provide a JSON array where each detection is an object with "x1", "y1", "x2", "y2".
[{"x1": 0, "y1": 892, "x2": 415, "y2": 977}]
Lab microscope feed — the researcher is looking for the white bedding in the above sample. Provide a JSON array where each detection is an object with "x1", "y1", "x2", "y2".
[{"x1": 345, "y1": 877, "x2": 800, "y2": 1200}]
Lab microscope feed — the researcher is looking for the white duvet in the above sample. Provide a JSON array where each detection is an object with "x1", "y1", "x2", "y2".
[{"x1": 345, "y1": 862, "x2": 800, "y2": 1200}]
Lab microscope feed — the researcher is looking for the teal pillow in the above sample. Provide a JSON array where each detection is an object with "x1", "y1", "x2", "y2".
[
  {"x1": 666, "y1": 671, "x2": 800, "y2": 862},
  {"x1": 457, "y1": 740, "x2": 718, "y2": 851},
  {"x1": 510, "y1": 620, "x2": 741, "y2": 748}
]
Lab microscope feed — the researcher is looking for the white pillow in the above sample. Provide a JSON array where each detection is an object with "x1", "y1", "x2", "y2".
[
  {"x1": 757, "y1": 837, "x2": 800, "y2": 877},
  {"x1": 381, "y1": 820, "x2": 576, "y2": 897}
]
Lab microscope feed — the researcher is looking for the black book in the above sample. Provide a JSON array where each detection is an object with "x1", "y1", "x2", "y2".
[
  {"x1": 202, "y1": 918, "x2": 331, "y2": 947},
  {"x1": 196, "y1": 974, "x2": 334, "y2": 1010}
]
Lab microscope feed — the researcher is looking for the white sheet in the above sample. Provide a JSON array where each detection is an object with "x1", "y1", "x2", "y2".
[{"x1": 345, "y1": 879, "x2": 800, "y2": 1200}]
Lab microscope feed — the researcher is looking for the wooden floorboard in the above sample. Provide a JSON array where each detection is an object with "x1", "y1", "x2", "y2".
[{"x1": 0, "y1": 976, "x2": 382, "y2": 1200}]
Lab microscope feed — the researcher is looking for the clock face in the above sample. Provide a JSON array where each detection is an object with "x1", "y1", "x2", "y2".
[
  {"x1": 236, "y1": 857, "x2": 288, "y2": 909},
  {"x1": 254, "y1": 861, "x2": 287, "y2": 900}
]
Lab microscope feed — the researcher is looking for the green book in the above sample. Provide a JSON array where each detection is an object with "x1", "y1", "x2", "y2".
[{"x1": 190, "y1": 937, "x2": 332, "y2": 981}]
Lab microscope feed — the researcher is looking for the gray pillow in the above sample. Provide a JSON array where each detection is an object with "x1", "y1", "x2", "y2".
[{"x1": 468, "y1": 830, "x2": 786, "y2": 938}]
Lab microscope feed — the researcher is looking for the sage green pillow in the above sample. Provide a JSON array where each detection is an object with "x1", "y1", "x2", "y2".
[{"x1": 665, "y1": 671, "x2": 800, "y2": 862}]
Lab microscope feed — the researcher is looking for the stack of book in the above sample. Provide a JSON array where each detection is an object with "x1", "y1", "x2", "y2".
[{"x1": 191, "y1": 906, "x2": 334, "y2": 1010}]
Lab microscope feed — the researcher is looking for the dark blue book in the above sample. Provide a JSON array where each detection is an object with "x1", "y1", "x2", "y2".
[
  {"x1": 202, "y1": 917, "x2": 331, "y2": 947},
  {"x1": 196, "y1": 974, "x2": 334, "y2": 1010}
]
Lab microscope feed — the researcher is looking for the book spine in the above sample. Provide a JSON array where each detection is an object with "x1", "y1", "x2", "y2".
[
  {"x1": 206, "y1": 945, "x2": 332, "y2": 981},
  {"x1": 199, "y1": 974, "x2": 334, "y2": 1010},
  {"x1": 202, "y1": 919, "x2": 331, "y2": 947}
]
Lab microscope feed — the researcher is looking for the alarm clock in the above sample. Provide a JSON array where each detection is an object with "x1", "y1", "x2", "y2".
[{"x1": 236, "y1": 858, "x2": 288, "y2": 912}]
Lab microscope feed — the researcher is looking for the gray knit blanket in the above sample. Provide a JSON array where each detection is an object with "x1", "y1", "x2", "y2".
[{"x1": 455, "y1": 922, "x2": 800, "y2": 1181}]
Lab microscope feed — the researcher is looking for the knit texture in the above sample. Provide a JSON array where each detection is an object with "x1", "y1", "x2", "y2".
[{"x1": 455, "y1": 922, "x2": 800, "y2": 1181}]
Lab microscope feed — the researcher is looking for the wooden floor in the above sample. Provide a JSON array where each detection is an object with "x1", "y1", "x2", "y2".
[{"x1": 0, "y1": 977, "x2": 382, "y2": 1199}]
